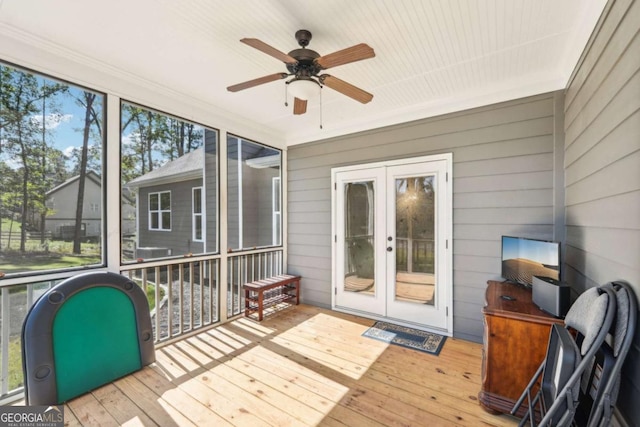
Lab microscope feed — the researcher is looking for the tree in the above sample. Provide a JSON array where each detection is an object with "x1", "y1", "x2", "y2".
[
  {"x1": 72, "y1": 91, "x2": 101, "y2": 254},
  {"x1": 0, "y1": 65, "x2": 66, "y2": 252}
]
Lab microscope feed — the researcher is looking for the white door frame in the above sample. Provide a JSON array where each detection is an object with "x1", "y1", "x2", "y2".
[{"x1": 331, "y1": 153, "x2": 453, "y2": 336}]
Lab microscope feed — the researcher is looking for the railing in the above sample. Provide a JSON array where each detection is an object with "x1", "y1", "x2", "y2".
[
  {"x1": 0, "y1": 247, "x2": 285, "y2": 402},
  {"x1": 227, "y1": 248, "x2": 284, "y2": 317},
  {"x1": 0, "y1": 279, "x2": 60, "y2": 401},
  {"x1": 396, "y1": 237, "x2": 435, "y2": 274},
  {"x1": 121, "y1": 257, "x2": 220, "y2": 345}
]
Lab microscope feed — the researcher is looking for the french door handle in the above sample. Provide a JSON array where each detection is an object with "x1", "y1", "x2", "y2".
[{"x1": 387, "y1": 247, "x2": 393, "y2": 252}]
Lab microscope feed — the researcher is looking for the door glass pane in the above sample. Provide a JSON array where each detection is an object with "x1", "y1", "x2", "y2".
[
  {"x1": 395, "y1": 176, "x2": 435, "y2": 305},
  {"x1": 343, "y1": 181, "x2": 375, "y2": 294}
]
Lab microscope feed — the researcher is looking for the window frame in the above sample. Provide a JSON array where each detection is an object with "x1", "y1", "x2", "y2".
[
  {"x1": 0, "y1": 59, "x2": 107, "y2": 279},
  {"x1": 192, "y1": 186, "x2": 204, "y2": 242},
  {"x1": 148, "y1": 190, "x2": 172, "y2": 232}
]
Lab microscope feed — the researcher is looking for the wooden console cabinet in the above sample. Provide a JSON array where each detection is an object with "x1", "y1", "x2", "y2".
[{"x1": 479, "y1": 280, "x2": 564, "y2": 416}]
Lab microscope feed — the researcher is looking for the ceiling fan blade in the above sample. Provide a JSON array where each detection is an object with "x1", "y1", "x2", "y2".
[
  {"x1": 293, "y1": 98, "x2": 307, "y2": 115},
  {"x1": 315, "y1": 43, "x2": 375, "y2": 69},
  {"x1": 227, "y1": 73, "x2": 288, "y2": 92},
  {"x1": 240, "y1": 38, "x2": 298, "y2": 64},
  {"x1": 320, "y1": 75, "x2": 373, "y2": 104}
]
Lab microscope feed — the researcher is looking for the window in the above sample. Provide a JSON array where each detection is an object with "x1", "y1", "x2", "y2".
[
  {"x1": 148, "y1": 191, "x2": 171, "y2": 231},
  {"x1": 192, "y1": 187, "x2": 203, "y2": 241},
  {"x1": 121, "y1": 101, "x2": 218, "y2": 262},
  {"x1": 227, "y1": 135, "x2": 281, "y2": 250},
  {"x1": 0, "y1": 61, "x2": 105, "y2": 276}
]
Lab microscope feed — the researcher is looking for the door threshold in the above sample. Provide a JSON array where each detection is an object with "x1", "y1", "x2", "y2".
[{"x1": 332, "y1": 306, "x2": 452, "y2": 337}]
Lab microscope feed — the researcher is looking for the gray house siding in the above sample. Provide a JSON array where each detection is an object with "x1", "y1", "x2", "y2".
[
  {"x1": 137, "y1": 179, "x2": 204, "y2": 256},
  {"x1": 287, "y1": 91, "x2": 564, "y2": 342},
  {"x1": 563, "y1": 0, "x2": 640, "y2": 423}
]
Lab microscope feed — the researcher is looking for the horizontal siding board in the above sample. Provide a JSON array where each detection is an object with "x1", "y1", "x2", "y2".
[
  {"x1": 287, "y1": 254, "x2": 332, "y2": 270},
  {"x1": 454, "y1": 171, "x2": 553, "y2": 193},
  {"x1": 566, "y1": 226, "x2": 640, "y2": 268},
  {"x1": 565, "y1": 0, "x2": 638, "y2": 115},
  {"x1": 566, "y1": 11, "x2": 640, "y2": 131},
  {"x1": 565, "y1": 150, "x2": 640, "y2": 206},
  {"x1": 453, "y1": 271, "x2": 503, "y2": 288},
  {"x1": 454, "y1": 153, "x2": 553, "y2": 178},
  {"x1": 454, "y1": 189, "x2": 553, "y2": 208},
  {"x1": 564, "y1": 244, "x2": 640, "y2": 288},
  {"x1": 453, "y1": 255, "x2": 500, "y2": 275},
  {"x1": 451, "y1": 134, "x2": 553, "y2": 163},
  {"x1": 288, "y1": 211, "x2": 331, "y2": 225},
  {"x1": 565, "y1": 71, "x2": 640, "y2": 161},
  {"x1": 287, "y1": 233, "x2": 332, "y2": 247},
  {"x1": 453, "y1": 239, "x2": 501, "y2": 257},
  {"x1": 565, "y1": 191, "x2": 640, "y2": 229},
  {"x1": 565, "y1": 110, "x2": 640, "y2": 186},
  {"x1": 288, "y1": 222, "x2": 331, "y2": 235},
  {"x1": 453, "y1": 224, "x2": 553, "y2": 241},
  {"x1": 453, "y1": 284, "x2": 487, "y2": 304},
  {"x1": 288, "y1": 266, "x2": 332, "y2": 282},
  {"x1": 288, "y1": 177, "x2": 330, "y2": 191},
  {"x1": 287, "y1": 201, "x2": 331, "y2": 213},
  {"x1": 287, "y1": 188, "x2": 331, "y2": 202},
  {"x1": 454, "y1": 207, "x2": 553, "y2": 225}
]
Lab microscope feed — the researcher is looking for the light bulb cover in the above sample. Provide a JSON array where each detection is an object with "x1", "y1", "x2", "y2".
[{"x1": 288, "y1": 79, "x2": 320, "y2": 100}]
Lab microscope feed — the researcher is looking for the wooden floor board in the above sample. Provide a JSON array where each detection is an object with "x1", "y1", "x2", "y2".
[{"x1": 61, "y1": 304, "x2": 517, "y2": 426}]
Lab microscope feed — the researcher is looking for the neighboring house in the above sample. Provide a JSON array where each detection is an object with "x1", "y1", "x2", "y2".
[
  {"x1": 125, "y1": 146, "x2": 280, "y2": 259},
  {"x1": 45, "y1": 171, "x2": 135, "y2": 240},
  {"x1": 125, "y1": 149, "x2": 207, "y2": 259}
]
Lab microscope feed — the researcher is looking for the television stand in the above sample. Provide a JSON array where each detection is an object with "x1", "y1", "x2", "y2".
[{"x1": 479, "y1": 280, "x2": 564, "y2": 416}]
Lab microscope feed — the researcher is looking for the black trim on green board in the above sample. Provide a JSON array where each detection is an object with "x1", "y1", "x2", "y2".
[{"x1": 22, "y1": 272, "x2": 155, "y2": 405}]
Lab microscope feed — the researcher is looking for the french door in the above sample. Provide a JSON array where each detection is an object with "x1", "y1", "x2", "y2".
[{"x1": 332, "y1": 154, "x2": 452, "y2": 334}]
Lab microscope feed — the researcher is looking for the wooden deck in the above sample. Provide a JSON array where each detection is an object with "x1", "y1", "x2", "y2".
[{"x1": 60, "y1": 305, "x2": 518, "y2": 426}]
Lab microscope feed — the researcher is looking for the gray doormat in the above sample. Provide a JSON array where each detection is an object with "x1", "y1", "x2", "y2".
[{"x1": 362, "y1": 321, "x2": 447, "y2": 355}]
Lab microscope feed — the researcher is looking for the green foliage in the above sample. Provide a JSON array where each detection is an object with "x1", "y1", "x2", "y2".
[
  {"x1": 145, "y1": 284, "x2": 165, "y2": 312},
  {"x1": 7, "y1": 337, "x2": 23, "y2": 391}
]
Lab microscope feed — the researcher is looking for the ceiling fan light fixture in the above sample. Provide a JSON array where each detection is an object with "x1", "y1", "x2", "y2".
[{"x1": 288, "y1": 78, "x2": 320, "y2": 100}]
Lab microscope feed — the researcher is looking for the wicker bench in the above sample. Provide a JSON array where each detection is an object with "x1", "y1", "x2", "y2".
[{"x1": 243, "y1": 274, "x2": 301, "y2": 321}]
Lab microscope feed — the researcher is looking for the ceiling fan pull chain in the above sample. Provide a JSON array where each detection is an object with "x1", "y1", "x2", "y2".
[
  {"x1": 284, "y1": 83, "x2": 289, "y2": 107},
  {"x1": 319, "y1": 87, "x2": 323, "y2": 129}
]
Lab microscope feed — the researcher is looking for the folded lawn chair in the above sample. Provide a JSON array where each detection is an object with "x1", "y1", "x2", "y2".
[
  {"x1": 512, "y1": 285, "x2": 616, "y2": 426},
  {"x1": 574, "y1": 281, "x2": 637, "y2": 427}
]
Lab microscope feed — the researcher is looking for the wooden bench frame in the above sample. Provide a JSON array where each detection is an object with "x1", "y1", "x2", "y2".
[{"x1": 243, "y1": 275, "x2": 301, "y2": 321}]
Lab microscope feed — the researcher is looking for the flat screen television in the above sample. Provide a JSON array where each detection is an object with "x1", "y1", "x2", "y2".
[{"x1": 501, "y1": 236, "x2": 560, "y2": 286}]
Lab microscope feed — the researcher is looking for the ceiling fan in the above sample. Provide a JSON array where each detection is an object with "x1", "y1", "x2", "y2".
[{"x1": 227, "y1": 29, "x2": 375, "y2": 115}]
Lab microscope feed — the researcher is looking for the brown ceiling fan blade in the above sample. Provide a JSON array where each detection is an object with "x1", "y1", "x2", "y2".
[
  {"x1": 293, "y1": 98, "x2": 307, "y2": 115},
  {"x1": 315, "y1": 43, "x2": 375, "y2": 69},
  {"x1": 320, "y1": 75, "x2": 373, "y2": 104},
  {"x1": 240, "y1": 38, "x2": 298, "y2": 64},
  {"x1": 227, "y1": 73, "x2": 288, "y2": 92}
]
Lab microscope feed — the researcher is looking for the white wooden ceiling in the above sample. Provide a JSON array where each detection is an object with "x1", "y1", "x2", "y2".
[{"x1": 0, "y1": 0, "x2": 607, "y2": 146}]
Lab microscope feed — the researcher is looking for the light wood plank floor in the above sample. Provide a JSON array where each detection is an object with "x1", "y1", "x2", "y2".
[{"x1": 61, "y1": 305, "x2": 518, "y2": 426}]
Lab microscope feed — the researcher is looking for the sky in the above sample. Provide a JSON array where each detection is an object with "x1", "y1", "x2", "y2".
[
  {"x1": 0, "y1": 67, "x2": 104, "y2": 170},
  {"x1": 502, "y1": 236, "x2": 559, "y2": 266}
]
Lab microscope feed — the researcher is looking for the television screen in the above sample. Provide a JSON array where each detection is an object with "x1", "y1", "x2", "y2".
[{"x1": 501, "y1": 236, "x2": 560, "y2": 286}]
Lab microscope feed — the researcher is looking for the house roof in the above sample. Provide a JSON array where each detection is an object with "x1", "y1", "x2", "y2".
[
  {"x1": 125, "y1": 148, "x2": 203, "y2": 189},
  {"x1": 46, "y1": 171, "x2": 101, "y2": 196},
  {"x1": 0, "y1": 1, "x2": 609, "y2": 146}
]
